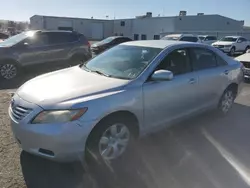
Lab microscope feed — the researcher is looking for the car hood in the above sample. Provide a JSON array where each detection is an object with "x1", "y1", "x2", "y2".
[
  {"x1": 17, "y1": 66, "x2": 129, "y2": 108},
  {"x1": 235, "y1": 53, "x2": 250, "y2": 62},
  {"x1": 212, "y1": 41, "x2": 234, "y2": 46}
]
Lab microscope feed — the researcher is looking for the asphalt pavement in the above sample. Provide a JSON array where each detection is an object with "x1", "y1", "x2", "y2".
[{"x1": 18, "y1": 83, "x2": 250, "y2": 188}]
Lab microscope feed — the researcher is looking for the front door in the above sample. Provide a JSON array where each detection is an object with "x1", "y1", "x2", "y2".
[
  {"x1": 18, "y1": 32, "x2": 50, "y2": 66},
  {"x1": 143, "y1": 48, "x2": 199, "y2": 129}
]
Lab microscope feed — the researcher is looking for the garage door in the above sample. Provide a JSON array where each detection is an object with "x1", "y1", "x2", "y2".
[{"x1": 91, "y1": 23, "x2": 103, "y2": 40}]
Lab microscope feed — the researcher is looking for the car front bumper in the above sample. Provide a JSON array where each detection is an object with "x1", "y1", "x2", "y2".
[
  {"x1": 9, "y1": 97, "x2": 96, "y2": 162},
  {"x1": 243, "y1": 68, "x2": 250, "y2": 79},
  {"x1": 213, "y1": 46, "x2": 231, "y2": 53}
]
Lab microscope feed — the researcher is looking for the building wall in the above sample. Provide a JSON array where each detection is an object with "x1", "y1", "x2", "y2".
[
  {"x1": 113, "y1": 17, "x2": 175, "y2": 40},
  {"x1": 30, "y1": 15, "x2": 113, "y2": 40},
  {"x1": 174, "y1": 15, "x2": 244, "y2": 32},
  {"x1": 30, "y1": 15, "x2": 44, "y2": 29}
]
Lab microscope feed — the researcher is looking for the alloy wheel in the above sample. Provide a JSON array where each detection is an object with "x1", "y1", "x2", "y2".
[
  {"x1": 0, "y1": 64, "x2": 17, "y2": 79},
  {"x1": 221, "y1": 90, "x2": 234, "y2": 114},
  {"x1": 98, "y1": 123, "x2": 130, "y2": 161}
]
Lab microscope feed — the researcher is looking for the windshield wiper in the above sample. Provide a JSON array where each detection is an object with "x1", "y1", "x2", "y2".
[{"x1": 91, "y1": 70, "x2": 111, "y2": 77}]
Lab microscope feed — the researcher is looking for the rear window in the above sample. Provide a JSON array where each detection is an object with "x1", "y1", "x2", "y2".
[{"x1": 180, "y1": 36, "x2": 198, "y2": 42}]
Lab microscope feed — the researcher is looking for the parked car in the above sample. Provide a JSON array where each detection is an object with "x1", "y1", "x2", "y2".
[
  {"x1": 0, "y1": 30, "x2": 92, "y2": 80},
  {"x1": 161, "y1": 34, "x2": 201, "y2": 43},
  {"x1": 91, "y1": 36, "x2": 132, "y2": 55},
  {"x1": 0, "y1": 32, "x2": 9, "y2": 42},
  {"x1": 235, "y1": 49, "x2": 250, "y2": 80},
  {"x1": 198, "y1": 35, "x2": 217, "y2": 45},
  {"x1": 9, "y1": 40, "x2": 243, "y2": 163},
  {"x1": 212, "y1": 36, "x2": 250, "y2": 56}
]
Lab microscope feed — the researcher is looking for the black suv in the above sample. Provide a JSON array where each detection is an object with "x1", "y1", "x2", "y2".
[{"x1": 0, "y1": 30, "x2": 92, "y2": 80}]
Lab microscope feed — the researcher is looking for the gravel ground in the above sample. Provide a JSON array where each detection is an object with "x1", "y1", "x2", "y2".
[{"x1": 0, "y1": 90, "x2": 25, "y2": 188}]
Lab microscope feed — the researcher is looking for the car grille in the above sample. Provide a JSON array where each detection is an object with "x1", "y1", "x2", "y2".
[
  {"x1": 10, "y1": 105, "x2": 32, "y2": 121},
  {"x1": 241, "y1": 61, "x2": 250, "y2": 69}
]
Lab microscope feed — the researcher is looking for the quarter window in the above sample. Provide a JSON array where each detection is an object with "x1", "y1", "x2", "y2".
[
  {"x1": 157, "y1": 49, "x2": 191, "y2": 75},
  {"x1": 190, "y1": 48, "x2": 217, "y2": 70}
]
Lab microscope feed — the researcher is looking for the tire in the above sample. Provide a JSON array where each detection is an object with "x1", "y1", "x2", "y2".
[
  {"x1": 229, "y1": 47, "x2": 235, "y2": 56},
  {"x1": 0, "y1": 61, "x2": 20, "y2": 80},
  {"x1": 245, "y1": 46, "x2": 250, "y2": 53},
  {"x1": 217, "y1": 87, "x2": 236, "y2": 115},
  {"x1": 85, "y1": 115, "x2": 135, "y2": 165}
]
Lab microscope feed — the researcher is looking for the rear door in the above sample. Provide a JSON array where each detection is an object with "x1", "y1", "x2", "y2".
[
  {"x1": 45, "y1": 32, "x2": 79, "y2": 63},
  {"x1": 189, "y1": 47, "x2": 230, "y2": 109}
]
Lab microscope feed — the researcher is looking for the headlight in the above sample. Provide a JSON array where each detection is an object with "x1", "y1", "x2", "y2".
[
  {"x1": 224, "y1": 45, "x2": 232, "y2": 48},
  {"x1": 32, "y1": 108, "x2": 88, "y2": 124}
]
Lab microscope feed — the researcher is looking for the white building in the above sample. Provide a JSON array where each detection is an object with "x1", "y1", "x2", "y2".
[{"x1": 30, "y1": 12, "x2": 250, "y2": 40}]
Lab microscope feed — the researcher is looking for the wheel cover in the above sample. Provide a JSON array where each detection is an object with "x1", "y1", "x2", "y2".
[
  {"x1": 0, "y1": 64, "x2": 17, "y2": 79},
  {"x1": 98, "y1": 123, "x2": 130, "y2": 161},
  {"x1": 230, "y1": 48, "x2": 235, "y2": 55},
  {"x1": 221, "y1": 90, "x2": 234, "y2": 113}
]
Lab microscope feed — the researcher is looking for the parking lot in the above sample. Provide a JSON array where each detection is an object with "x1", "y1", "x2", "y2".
[{"x1": 0, "y1": 64, "x2": 250, "y2": 188}]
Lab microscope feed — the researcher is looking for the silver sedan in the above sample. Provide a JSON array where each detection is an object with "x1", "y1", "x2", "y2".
[{"x1": 9, "y1": 40, "x2": 243, "y2": 163}]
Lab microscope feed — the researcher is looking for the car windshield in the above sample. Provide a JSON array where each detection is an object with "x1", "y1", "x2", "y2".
[
  {"x1": 0, "y1": 31, "x2": 36, "y2": 47},
  {"x1": 82, "y1": 45, "x2": 162, "y2": 80},
  {"x1": 161, "y1": 36, "x2": 180, "y2": 41},
  {"x1": 97, "y1": 37, "x2": 116, "y2": 45},
  {"x1": 219, "y1": 37, "x2": 238, "y2": 42},
  {"x1": 199, "y1": 36, "x2": 205, "y2": 40}
]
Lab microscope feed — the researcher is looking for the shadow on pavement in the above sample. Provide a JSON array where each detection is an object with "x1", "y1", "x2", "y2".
[{"x1": 20, "y1": 103, "x2": 250, "y2": 188}]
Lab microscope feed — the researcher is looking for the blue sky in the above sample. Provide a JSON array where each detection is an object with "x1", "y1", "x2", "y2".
[{"x1": 1, "y1": 0, "x2": 250, "y2": 25}]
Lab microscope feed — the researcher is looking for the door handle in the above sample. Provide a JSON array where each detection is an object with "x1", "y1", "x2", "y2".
[
  {"x1": 224, "y1": 70, "x2": 229, "y2": 75},
  {"x1": 189, "y1": 78, "x2": 196, "y2": 84}
]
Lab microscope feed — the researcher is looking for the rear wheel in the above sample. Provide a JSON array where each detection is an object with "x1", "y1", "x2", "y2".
[{"x1": 0, "y1": 61, "x2": 19, "y2": 80}]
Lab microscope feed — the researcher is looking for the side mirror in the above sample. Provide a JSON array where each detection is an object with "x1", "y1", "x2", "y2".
[
  {"x1": 151, "y1": 70, "x2": 173, "y2": 81},
  {"x1": 237, "y1": 40, "x2": 242, "y2": 43}
]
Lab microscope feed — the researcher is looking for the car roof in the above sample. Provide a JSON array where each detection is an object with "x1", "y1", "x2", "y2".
[
  {"x1": 122, "y1": 40, "x2": 196, "y2": 49},
  {"x1": 165, "y1": 34, "x2": 196, "y2": 38},
  {"x1": 224, "y1": 36, "x2": 241, "y2": 38}
]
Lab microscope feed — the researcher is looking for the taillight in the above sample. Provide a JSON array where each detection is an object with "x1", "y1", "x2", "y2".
[{"x1": 87, "y1": 41, "x2": 90, "y2": 48}]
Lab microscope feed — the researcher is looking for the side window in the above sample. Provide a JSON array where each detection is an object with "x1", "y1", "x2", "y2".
[
  {"x1": 47, "y1": 32, "x2": 78, "y2": 45},
  {"x1": 26, "y1": 33, "x2": 49, "y2": 47},
  {"x1": 190, "y1": 48, "x2": 217, "y2": 70},
  {"x1": 216, "y1": 54, "x2": 228, "y2": 66},
  {"x1": 157, "y1": 48, "x2": 191, "y2": 75},
  {"x1": 241, "y1": 38, "x2": 247, "y2": 42},
  {"x1": 237, "y1": 38, "x2": 245, "y2": 43}
]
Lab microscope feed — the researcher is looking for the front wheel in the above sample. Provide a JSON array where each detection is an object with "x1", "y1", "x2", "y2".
[
  {"x1": 218, "y1": 88, "x2": 235, "y2": 115},
  {"x1": 229, "y1": 47, "x2": 235, "y2": 56},
  {"x1": 245, "y1": 46, "x2": 250, "y2": 53},
  {"x1": 86, "y1": 117, "x2": 134, "y2": 164}
]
